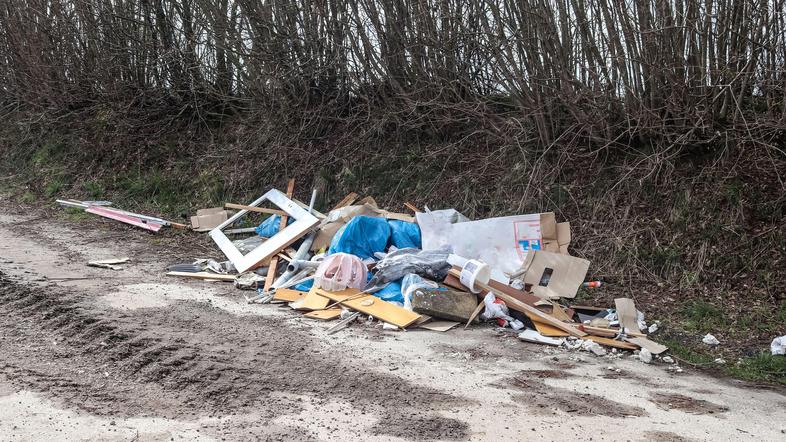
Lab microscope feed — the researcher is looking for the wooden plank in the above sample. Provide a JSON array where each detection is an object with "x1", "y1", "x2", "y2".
[
  {"x1": 419, "y1": 320, "x2": 459, "y2": 332},
  {"x1": 297, "y1": 287, "x2": 331, "y2": 311},
  {"x1": 403, "y1": 202, "x2": 421, "y2": 213},
  {"x1": 314, "y1": 288, "x2": 421, "y2": 329},
  {"x1": 549, "y1": 302, "x2": 574, "y2": 322},
  {"x1": 86, "y1": 207, "x2": 162, "y2": 232},
  {"x1": 263, "y1": 179, "x2": 295, "y2": 293},
  {"x1": 615, "y1": 298, "x2": 642, "y2": 334},
  {"x1": 272, "y1": 288, "x2": 308, "y2": 302},
  {"x1": 224, "y1": 203, "x2": 287, "y2": 216},
  {"x1": 304, "y1": 308, "x2": 342, "y2": 320},
  {"x1": 626, "y1": 336, "x2": 669, "y2": 354},
  {"x1": 166, "y1": 271, "x2": 235, "y2": 281},
  {"x1": 526, "y1": 313, "x2": 570, "y2": 337},
  {"x1": 447, "y1": 269, "x2": 586, "y2": 337},
  {"x1": 464, "y1": 300, "x2": 485, "y2": 329},
  {"x1": 330, "y1": 192, "x2": 359, "y2": 211},
  {"x1": 583, "y1": 336, "x2": 639, "y2": 350}
]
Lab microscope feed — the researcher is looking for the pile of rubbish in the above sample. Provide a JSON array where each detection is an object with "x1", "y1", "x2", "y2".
[{"x1": 56, "y1": 185, "x2": 670, "y2": 357}]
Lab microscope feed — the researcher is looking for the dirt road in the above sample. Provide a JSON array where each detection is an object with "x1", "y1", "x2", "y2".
[{"x1": 0, "y1": 204, "x2": 784, "y2": 441}]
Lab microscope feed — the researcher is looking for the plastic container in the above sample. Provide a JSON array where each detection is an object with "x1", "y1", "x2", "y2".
[{"x1": 459, "y1": 259, "x2": 490, "y2": 293}]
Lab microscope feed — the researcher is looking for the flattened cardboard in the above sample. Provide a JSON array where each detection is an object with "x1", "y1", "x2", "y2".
[
  {"x1": 191, "y1": 208, "x2": 228, "y2": 232},
  {"x1": 519, "y1": 250, "x2": 589, "y2": 299}
]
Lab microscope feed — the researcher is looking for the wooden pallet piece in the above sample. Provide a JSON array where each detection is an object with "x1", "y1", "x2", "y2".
[
  {"x1": 272, "y1": 288, "x2": 308, "y2": 302},
  {"x1": 313, "y1": 288, "x2": 421, "y2": 329},
  {"x1": 304, "y1": 308, "x2": 343, "y2": 320},
  {"x1": 526, "y1": 312, "x2": 570, "y2": 337}
]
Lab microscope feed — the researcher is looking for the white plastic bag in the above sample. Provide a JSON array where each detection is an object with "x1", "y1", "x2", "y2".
[
  {"x1": 314, "y1": 253, "x2": 368, "y2": 292},
  {"x1": 771, "y1": 335, "x2": 786, "y2": 356}
]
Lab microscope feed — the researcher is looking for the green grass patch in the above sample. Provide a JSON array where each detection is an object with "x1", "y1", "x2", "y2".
[
  {"x1": 63, "y1": 207, "x2": 92, "y2": 222},
  {"x1": 19, "y1": 191, "x2": 37, "y2": 204},
  {"x1": 659, "y1": 338, "x2": 715, "y2": 366},
  {"x1": 679, "y1": 299, "x2": 728, "y2": 332},
  {"x1": 726, "y1": 352, "x2": 786, "y2": 385}
]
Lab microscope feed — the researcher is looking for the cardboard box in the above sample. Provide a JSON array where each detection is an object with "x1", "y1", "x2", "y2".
[
  {"x1": 519, "y1": 250, "x2": 589, "y2": 299},
  {"x1": 191, "y1": 208, "x2": 228, "y2": 232}
]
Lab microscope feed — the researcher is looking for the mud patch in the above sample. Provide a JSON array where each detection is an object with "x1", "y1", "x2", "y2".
[
  {"x1": 643, "y1": 430, "x2": 696, "y2": 442},
  {"x1": 0, "y1": 273, "x2": 465, "y2": 425},
  {"x1": 650, "y1": 393, "x2": 729, "y2": 415},
  {"x1": 370, "y1": 413, "x2": 470, "y2": 441},
  {"x1": 506, "y1": 370, "x2": 646, "y2": 417}
]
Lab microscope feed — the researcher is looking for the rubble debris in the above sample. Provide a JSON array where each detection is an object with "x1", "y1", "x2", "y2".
[
  {"x1": 638, "y1": 348, "x2": 653, "y2": 364},
  {"x1": 771, "y1": 336, "x2": 786, "y2": 355},
  {"x1": 662, "y1": 356, "x2": 675, "y2": 364},
  {"x1": 410, "y1": 286, "x2": 477, "y2": 323},
  {"x1": 703, "y1": 334, "x2": 720, "y2": 346},
  {"x1": 87, "y1": 257, "x2": 130, "y2": 271},
  {"x1": 66, "y1": 185, "x2": 671, "y2": 357}
]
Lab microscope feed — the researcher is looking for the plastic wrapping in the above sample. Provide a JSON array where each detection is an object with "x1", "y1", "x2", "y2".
[
  {"x1": 255, "y1": 214, "x2": 294, "y2": 237},
  {"x1": 401, "y1": 273, "x2": 440, "y2": 310},
  {"x1": 328, "y1": 216, "x2": 390, "y2": 259},
  {"x1": 388, "y1": 220, "x2": 422, "y2": 249},
  {"x1": 364, "y1": 248, "x2": 451, "y2": 292},
  {"x1": 314, "y1": 252, "x2": 368, "y2": 292}
]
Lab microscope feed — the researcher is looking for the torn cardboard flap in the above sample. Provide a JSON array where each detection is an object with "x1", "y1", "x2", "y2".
[
  {"x1": 191, "y1": 208, "x2": 229, "y2": 232},
  {"x1": 518, "y1": 250, "x2": 589, "y2": 299}
]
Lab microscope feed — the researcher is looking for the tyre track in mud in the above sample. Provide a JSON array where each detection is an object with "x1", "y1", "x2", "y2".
[{"x1": 0, "y1": 272, "x2": 470, "y2": 440}]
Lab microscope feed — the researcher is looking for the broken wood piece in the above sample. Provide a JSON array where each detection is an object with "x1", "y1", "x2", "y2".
[
  {"x1": 447, "y1": 269, "x2": 586, "y2": 337},
  {"x1": 304, "y1": 309, "x2": 342, "y2": 321},
  {"x1": 419, "y1": 320, "x2": 459, "y2": 332},
  {"x1": 403, "y1": 202, "x2": 421, "y2": 213},
  {"x1": 296, "y1": 287, "x2": 331, "y2": 311},
  {"x1": 525, "y1": 313, "x2": 570, "y2": 337},
  {"x1": 327, "y1": 312, "x2": 360, "y2": 335},
  {"x1": 464, "y1": 300, "x2": 485, "y2": 329},
  {"x1": 313, "y1": 288, "x2": 421, "y2": 329},
  {"x1": 330, "y1": 192, "x2": 359, "y2": 211},
  {"x1": 626, "y1": 336, "x2": 669, "y2": 354},
  {"x1": 166, "y1": 271, "x2": 236, "y2": 282},
  {"x1": 583, "y1": 336, "x2": 638, "y2": 350},
  {"x1": 87, "y1": 258, "x2": 130, "y2": 271},
  {"x1": 579, "y1": 324, "x2": 646, "y2": 338},
  {"x1": 272, "y1": 288, "x2": 308, "y2": 302},
  {"x1": 224, "y1": 203, "x2": 287, "y2": 216},
  {"x1": 444, "y1": 269, "x2": 542, "y2": 306},
  {"x1": 549, "y1": 302, "x2": 574, "y2": 322}
]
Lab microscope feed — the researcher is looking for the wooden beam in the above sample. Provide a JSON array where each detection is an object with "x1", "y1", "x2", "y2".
[
  {"x1": 224, "y1": 203, "x2": 287, "y2": 216},
  {"x1": 447, "y1": 269, "x2": 586, "y2": 337},
  {"x1": 403, "y1": 202, "x2": 421, "y2": 213},
  {"x1": 314, "y1": 288, "x2": 421, "y2": 329},
  {"x1": 330, "y1": 192, "x2": 359, "y2": 211}
]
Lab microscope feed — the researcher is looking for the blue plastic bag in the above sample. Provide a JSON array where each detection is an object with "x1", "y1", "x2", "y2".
[
  {"x1": 373, "y1": 279, "x2": 404, "y2": 304},
  {"x1": 328, "y1": 216, "x2": 390, "y2": 259},
  {"x1": 388, "y1": 220, "x2": 421, "y2": 249},
  {"x1": 293, "y1": 278, "x2": 314, "y2": 292},
  {"x1": 255, "y1": 215, "x2": 293, "y2": 237}
]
